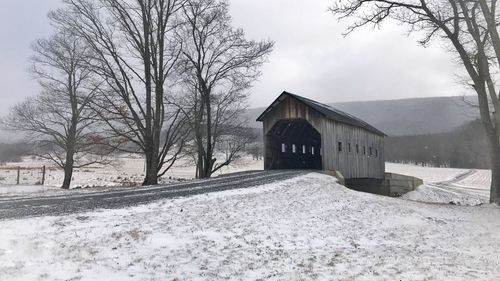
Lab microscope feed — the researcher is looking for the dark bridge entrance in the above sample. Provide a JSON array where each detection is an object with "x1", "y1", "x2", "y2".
[{"x1": 265, "y1": 119, "x2": 322, "y2": 170}]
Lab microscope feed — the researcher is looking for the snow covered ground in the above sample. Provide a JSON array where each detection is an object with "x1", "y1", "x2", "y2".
[
  {"x1": 385, "y1": 163, "x2": 470, "y2": 183},
  {"x1": 1, "y1": 173, "x2": 499, "y2": 280},
  {"x1": 0, "y1": 158, "x2": 493, "y2": 207},
  {"x1": 0, "y1": 155, "x2": 264, "y2": 195},
  {"x1": 454, "y1": 169, "x2": 491, "y2": 190},
  {"x1": 386, "y1": 163, "x2": 491, "y2": 205}
]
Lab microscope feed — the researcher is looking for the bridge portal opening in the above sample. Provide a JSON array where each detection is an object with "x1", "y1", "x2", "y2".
[{"x1": 265, "y1": 119, "x2": 322, "y2": 170}]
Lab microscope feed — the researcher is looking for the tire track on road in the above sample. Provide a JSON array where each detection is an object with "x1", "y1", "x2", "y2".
[{"x1": 0, "y1": 170, "x2": 306, "y2": 220}]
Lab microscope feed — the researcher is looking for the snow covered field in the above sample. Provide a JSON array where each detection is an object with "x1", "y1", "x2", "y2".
[
  {"x1": 386, "y1": 163, "x2": 491, "y2": 205},
  {"x1": 0, "y1": 157, "x2": 493, "y2": 206},
  {"x1": 385, "y1": 163, "x2": 470, "y2": 183},
  {"x1": 0, "y1": 155, "x2": 264, "y2": 195},
  {"x1": 1, "y1": 173, "x2": 499, "y2": 280},
  {"x1": 454, "y1": 169, "x2": 491, "y2": 190}
]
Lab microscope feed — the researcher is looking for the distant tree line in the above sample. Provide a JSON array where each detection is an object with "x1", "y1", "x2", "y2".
[
  {"x1": 0, "y1": 142, "x2": 32, "y2": 164},
  {"x1": 386, "y1": 119, "x2": 490, "y2": 169}
]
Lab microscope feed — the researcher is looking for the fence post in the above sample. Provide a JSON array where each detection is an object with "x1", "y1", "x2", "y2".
[
  {"x1": 41, "y1": 165, "x2": 46, "y2": 185},
  {"x1": 16, "y1": 166, "x2": 20, "y2": 185}
]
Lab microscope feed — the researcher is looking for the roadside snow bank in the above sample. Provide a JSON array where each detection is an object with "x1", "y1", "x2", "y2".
[
  {"x1": 0, "y1": 178, "x2": 182, "y2": 199},
  {"x1": 1, "y1": 173, "x2": 500, "y2": 280},
  {"x1": 0, "y1": 185, "x2": 58, "y2": 195}
]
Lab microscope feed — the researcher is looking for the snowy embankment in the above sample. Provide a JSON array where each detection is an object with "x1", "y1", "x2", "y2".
[
  {"x1": 1, "y1": 173, "x2": 499, "y2": 280},
  {"x1": 386, "y1": 163, "x2": 491, "y2": 205}
]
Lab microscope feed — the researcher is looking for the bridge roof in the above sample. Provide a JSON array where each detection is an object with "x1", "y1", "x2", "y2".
[{"x1": 256, "y1": 91, "x2": 387, "y2": 137}]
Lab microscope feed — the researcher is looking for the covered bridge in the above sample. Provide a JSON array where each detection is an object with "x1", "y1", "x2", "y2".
[{"x1": 257, "y1": 91, "x2": 387, "y2": 179}]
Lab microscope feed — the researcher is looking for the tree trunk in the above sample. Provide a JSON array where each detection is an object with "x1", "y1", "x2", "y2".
[
  {"x1": 482, "y1": 113, "x2": 500, "y2": 204},
  {"x1": 488, "y1": 120, "x2": 500, "y2": 204},
  {"x1": 140, "y1": 1, "x2": 155, "y2": 186},
  {"x1": 62, "y1": 148, "x2": 75, "y2": 189},
  {"x1": 143, "y1": 149, "x2": 159, "y2": 186},
  {"x1": 195, "y1": 88, "x2": 208, "y2": 179},
  {"x1": 202, "y1": 92, "x2": 213, "y2": 178},
  {"x1": 197, "y1": 149, "x2": 205, "y2": 178},
  {"x1": 62, "y1": 163, "x2": 73, "y2": 189},
  {"x1": 489, "y1": 146, "x2": 500, "y2": 204},
  {"x1": 62, "y1": 99, "x2": 77, "y2": 189}
]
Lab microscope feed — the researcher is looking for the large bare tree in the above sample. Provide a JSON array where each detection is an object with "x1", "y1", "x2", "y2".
[
  {"x1": 3, "y1": 33, "x2": 108, "y2": 189},
  {"x1": 52, "y1": 0, "x2": 188, "y2": 185},
  {"x1": 176, "y1": 0, "x2": 273, "y2": 178},
  {"x1": 331, "y1": 0, "x2": 500, "y2": 204}
]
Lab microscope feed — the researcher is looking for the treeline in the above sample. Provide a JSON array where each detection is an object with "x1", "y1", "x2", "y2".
[
  {"x1": 386, "y1": 119, "x2": 490, "y2": 169},
  {"x1": 0, "y1": 142, "x2": 32, "y2": 164}
]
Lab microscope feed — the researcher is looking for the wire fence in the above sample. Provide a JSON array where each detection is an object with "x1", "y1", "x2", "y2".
[{"x1": 0, "y1": 166, "x2": 49, "y2": 186}]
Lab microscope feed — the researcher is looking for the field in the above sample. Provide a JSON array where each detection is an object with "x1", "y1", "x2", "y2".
[
  {"x1": 0, "y1": 157, "x2": 492, "y2": 205},
  {"x1": 386, "y1": 163, "x2": 491, "y2": 205},
  {"x1": 0, "y1": 158, "x2": 498, "y2": 280},
  {"x1": 0, "y1": 155, "x2": 264, "y2": 196},
  {"x1": 1, "y1": 172, "x2": 499, "y2": 280}
]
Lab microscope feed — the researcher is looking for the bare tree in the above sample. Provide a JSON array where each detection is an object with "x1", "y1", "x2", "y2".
[
  {"x1": 52, "y1": 0, "x2": 189, "y2": 185},
  {"x1": 3, "y1": 33, "x2": 109, "y2": 189},
  {"x1": 176, "y1": 0, "x2": 273, "y2": 178},
  {"x1": 245, "y1": 140, "x2": 264, "y2": 161},
  {"x1": 331, "y1": 0, "x2": 500, "y2": 204},
  {"x1": 175, "y1": 80, "x2": 258, "y2": 177}
]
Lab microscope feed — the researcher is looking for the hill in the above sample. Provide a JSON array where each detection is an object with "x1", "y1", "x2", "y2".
[{"x1": 246, "y1": 96, "x2": 478, "y2": 136}]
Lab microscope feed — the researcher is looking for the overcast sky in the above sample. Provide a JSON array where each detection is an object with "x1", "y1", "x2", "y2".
[{"x1": 0, "y1": 0, "x2": 467, "y2": 115}]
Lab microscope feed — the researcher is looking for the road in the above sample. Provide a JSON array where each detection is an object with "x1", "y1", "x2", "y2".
[
  {"x1": 428, "y1": 169, "x2": 490, "y2": 201},
  {"x1": 434, "y1": 169, "x2": 477, "y2": 186},
  {"x1": 0, "y1": 170, "x2": 305, "y2": 220}
]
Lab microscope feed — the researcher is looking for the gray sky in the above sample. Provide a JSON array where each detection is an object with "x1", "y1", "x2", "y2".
[{"x1": 0, "y1": 0, "x2": 466, "y2": 115}]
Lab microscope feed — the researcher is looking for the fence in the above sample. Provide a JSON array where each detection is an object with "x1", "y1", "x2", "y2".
[{"x1": 0, "y1": 165, "x2": 49, "y2": 186}]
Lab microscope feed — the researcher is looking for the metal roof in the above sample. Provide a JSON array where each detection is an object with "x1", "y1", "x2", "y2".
[{"x1": 256, "y1": 91, "x2": 387, "y2": 137}]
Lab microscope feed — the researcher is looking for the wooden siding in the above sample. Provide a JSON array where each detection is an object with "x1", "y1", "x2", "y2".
[
  {"x1": 262, "y1": 95, "x2": 385, "y2": 179},
  {"x1": 319, "y1": 121, "x2": 385, "y2": 179},
  {"x1": 262, "y1": 95, "x2": 324, "y2": 134}
]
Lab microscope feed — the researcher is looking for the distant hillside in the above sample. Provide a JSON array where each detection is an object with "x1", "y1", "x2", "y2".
[
  {"x1": 386, "y1": 119, "x2": 490, "y2": 169},
  {"x1": 246, "y1": 96, "x2": 478, "y2": 136}
]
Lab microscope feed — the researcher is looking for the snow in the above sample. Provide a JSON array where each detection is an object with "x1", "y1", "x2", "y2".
[
  {"x1": 0, "y1": 184, "x2": 58, "y2": 195},
  {"x1": 0, "y1": 155, "x2": 264, "y2": 196},
  {"x1": 0, "y1": 159, "x2": 493, "y2": 207},
  {"x1": 0, "y1": 183, "x2": 162, "y2": 200},
  {"x1": 454, "y1": 169, "x2": 491, "y2": 190},
  {"x1": 385, "y1": 162, "x2": 469, "y2": 183},
  {"x1": 401, "y1": 184, "x2": 487, "y2": 206},
  {"x1": 1, "y1": 173, "x2": 500, "y2": 280},
  {"x1": 386, "y1": 163, "x2": 491, "y2": 206}
]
